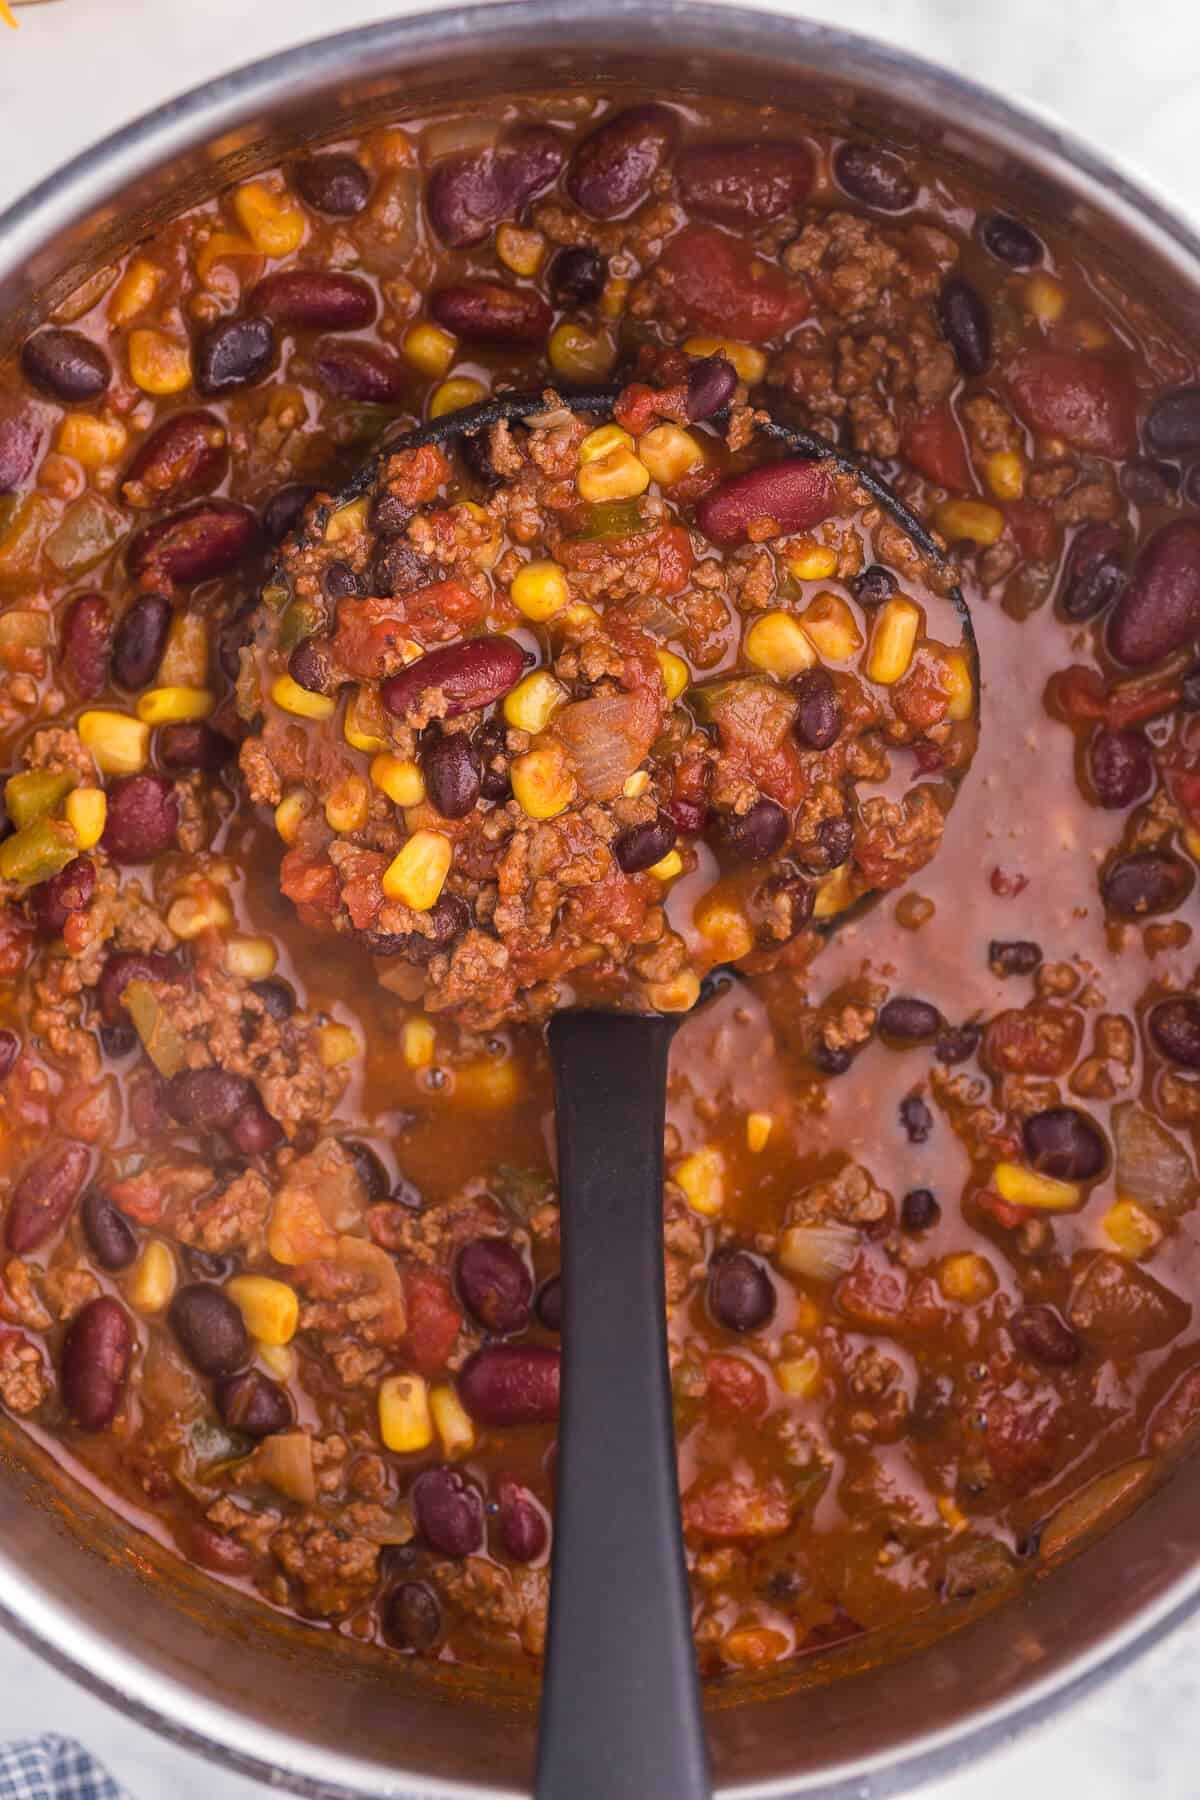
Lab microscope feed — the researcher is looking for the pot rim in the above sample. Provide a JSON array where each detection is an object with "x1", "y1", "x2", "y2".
[{"x1": 3, "y1": 4, "x2": 1200, "y2": 1795}]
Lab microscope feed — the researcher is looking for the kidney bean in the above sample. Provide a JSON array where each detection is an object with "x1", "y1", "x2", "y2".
[
  {"x1": 566, "y1": 104, "x2": 678, "y2": 218},
  {"x1": 124, "y1": 410, "x2": 229, "y2": 507},
  {"x1": 59, "y1": 593, "x2": 112, "y2": 697},
  {"x1": 901, "y1": 1188, "x2": 940, "y2": 1231},
  {"x1": 249, "y1": 977, "x2": 295, "y2": 1022},
  {"x1": 103, "y1": 1024, "x2": 139, "y2": 1057},
  {"x1": 832, "y1": 141, "x2": 916, "y2": 212},
  {"x1": 293, "y1": 152, "x2": 371, "y2": 216},
  {"x1": 979, "y1": 212, "x2": 1042, "y2": 267},
  {"x1": 666, "y1": 794, "x2": 707, "y2": 836},
  {"x1": 216, "y1": 1368, "x2": 294, "y2": 1437},
  {"x1": 6, "y1": 1139, "x2": 90, "y2": 1253},
  {"x1": 1147, "y1": 995, "x2": 1200, "y2": 1068},
  {"x1": 101, "y1": 774, "x2": 179, "y2": 863},
  {"x1": 455, "y1": 1237, "x2": 532, "y2": 1335},
  {"x1": 80, "y1": 1188, "x2": 138, "y2": 1271},
  {"x1": 0, "y1": 414, "x2": 40, "y2": 492},
  {"x1": 707, "y1": 1250, "x2": 776, "y2": 1333},
  {"x1": 61, "y1": 1296, "x2": 133, "y2": 1431},
  {"x1": 684, "y1": 354, "x2": 739, "y2": 424},
  {"x1": 430, "y1": 282, "x2": 552, "y2": 346},
  {"x1": 1058, "y1": 522, "x2": 1128, "y2": 623},
  {"x1": 548, "y1": 246, "x2": 607, "y2": 307},
  {"x1": 791, "y1": 667, "x2": 842, "y2": 750},
  {"x1": 157, "y1": 721, "x2": 231, "y2": 773},
  {"x1": 0, "y1": 1031, "x2": 19, "y2": 1083},
  {"x1": 1122, "y1": 459, "x2": 1179, "y2": 507},
  {"x1": 878, "y1": 996, "x2": 941, "y2": 1043},
  {"x1": 1005, "y1": 350, "x2": 1138, "y2": 458},
  {"x1": 252, "y1": 269, "x2": 377, "y2": 332},
  {"x1": 263, "y1": 482, "x2": 317, "y2": 545},
  {"x1": 936, "y1": 276, "x2": 992, "y2": 377},
  {"x1": 989, "y1": 939, "x2": 1042, "y2": 977},
  {"x1": 226, "y1": 1100, "x2": 284, "y2": 1158},
  {"x1": 1023, "y1": 1106, "x2": 1107, "y2": 1182},
  {"x1": 381, "y1": 636, "x2": 527, "y2": 722},
  {"x1": 1010, "y1": 1304, "x2": 1081, "y2": 1367},
  {"x1": 111, "y1": 592, "x2": 172, "y2": 689},
  {"x1": 166, "y1": 1067, "x2": 256, "y2": 1132},
  {"x1": 312, "y1": 338, "x2": 409, "y2": 403},
  {"x1": 1108, "y1": 520, "x2": 1200, "y2": 667},
  {"x1": 659, "y1": 225, "x2": 805, "y2": 344},
  {"x1": 712, "y1": 797, "x2": 788, "y2": 863},
  {"x1": 613, "y1": 810, "x2": 677, "y2": 874},
  {"x1": 97, "y1": 950, "x2": 178, "y2": 1025},
  {"x1": 535, "y1": 1276, "x2": 562, "y2": 1333},
  {"x1": 383, "y1": 1581, "x2": 442, "y2": 1650},
  {"x1": 21, "y1": 329, "x2": 111, "y2": 403},
  {"x1": 31, "y1": 854, "x2": 95, "y2": 938},
  {"x1": 496, "y1": 1479, "x2": 548, "y2": 1563},
  {"x1": 676, "y1": 140, "x2": 813, "y2": 225},
  {"x1": 458, "y1": 1343, "x2": 560, "y2": 1426},
  {"x1": 178, "y1": 1520, "x2": 253, "y2": 1576},
  {"x1": 1087, "y1": 726, "x2": 1154, "y2": 809},
  {"x1": 696, "y1": 457, "x2": 835, "y2": 546},
  {"x1": 420, "y1": 731, "x2": 482, "y2": 820},
  {"x1": 817, "y1": 815, "x2": 854, "y2": 868},
  {"x1": 194, "y1": 316, "x2": 277, "y2": 395},
  {"x1": 426, "y1": 124, "x2": 566, "y2": 248},
  {"x1": 411, "y1": 1466, "x2": 484, "y2": 1558},
  {"x1": 126, "y1": 500, "x2": 259, "y2": 586},
  {"x1": 168, "y1": 1283, "x2": 249, "y2": 1378},
  {"x1": 1101, "y1": 849, "x2": 1194, "y2": 917}
]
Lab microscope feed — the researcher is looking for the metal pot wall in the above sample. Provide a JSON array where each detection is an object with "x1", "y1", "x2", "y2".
[{"x1": 2, "y1": 5, "x2": 1200, "y2": 1794}]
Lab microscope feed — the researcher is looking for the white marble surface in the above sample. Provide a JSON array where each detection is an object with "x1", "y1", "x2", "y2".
[{"x1": 2, "y1": 0, "x2": 1200, "y2": 1794}]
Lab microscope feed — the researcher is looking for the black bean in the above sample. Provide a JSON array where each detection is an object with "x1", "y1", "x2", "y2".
[
  {"x1": 112, "y1": 593, "x2": 172, "y2": 690},
  {"x1": 548, "y1": 246, "x2": 607, "y2": 306},
  {"x1": 288, "y1": 637, "x2": 337, "y2": 696},
  {"x1": 166, "y1": 1068, "x2": 256, "y2": 1132},
  {"x1": 215, "y1": 1368, "x2": 294, "y2": 1437},
  {"x1": 1087, "y1": 726, "x2": 1154, "y2": 810},
  {"x1": 293, "y1": 153, "x2": 371, "y2": 216},
  {"x1": 791, "y1": 667, "x2": 842, "y2": 749},
  {"x1": 226, "y1": 1101, "x2": 283, "y2": 1158},
  {"x1": 707, "y1": 1250, "x2": 776, "y2": 1333},
  {"x1": 1120, "y1": 458, "x2": 1179, "y2": 507},
  {"x1": 393, "y1": 892, "x2": 471, "y2": 965},
  {"x1": 754, "y1": 872, "x2": 815, "y2": 942},
  {"x1": 1145, "y1": 386, "x2": 1200, "y2": 457},
  {"x1": 899, "y1": 1094, "x2": 933, "y2": 1143},
  {"x1": 1058, "y1": 523, "x2": 1128, "y2": 623},
  {"x1": 816, "y1": 815, "x2": 853, "y2": 868},
  {"x1": 1022, "y1": 1106, "x2": 1107, "y2": 1182},
  {"x1": 474, "y1": 717, "x2": 512, "y2": 802},
  {"x1": 1183, "y1": 669, "x2": 1200, "y2": 711},
  {"x1": 613, "y1": 810, "x2": 677, "y2": 874},
  {"x1": 80, "y1": 1189, "x2": 137, "y2": 1271},
  {"x1": 370, "y1": 491, "x2": 414, "y2": 537},
  {"x1": 937, "y1": 276, "x2": 992, "y2": 377},
  {"x1": 31, "y1": 854, "x2": 95, "y2": 938},
  {"x1": 712, "y1": 797, "x2": 788, "y2": 862},
  {"x1": 1010, "y1": 1304, "x2": 1080, "y2": 1367},
  {"x1": 989, "y1": 939, "x2": 1042, "y2": 977},
  {"x1": 250, "y1": 977, "x2": 295, "y2": 1022},
  {"x1": 878, "y1": 996, "x2": 941, "y2": 1042},
  {"x1": 21, "y1": 329, "x2": 111, "y2": 402},
  {"x1": 0, "y1": 1030, "x2": 19, "y2": 1083},
  {"x1": 420, "y1": 731, "x2": 481, "y2": 821},
  {"x1": 832, "y1": 142, "x2": 916, "y2": 212},
  {"x1": 458, "y1": 428, "x2": 499, "y2": 488},
  {"x1": 685, "y1": 354, "x2": 738, "y2": 423},
  {"x1": 322, "y1": 559, "x2": 361, "y2": 600},
  {"x1": 936, "y1": 1023, "x2": 980, "y2": 1065},
  {"x1": 1101, "y1": 850, "x2": 1193, "y2": 917},
  {"x1": 383, "y1": 1582, "x2": 442, "y2": 1651},
  {"x1": 100, "y1": 1023, "x2": 137, "y2": 1060},
  {"x1": 183, "y1": 1246, "x2": 233, "y2": 1280},
  {"x1": 1147, "y1": 995, "x2": 1200, "y2": 1069},
  {"x1": 262, "y1": 482, "x2": 317, "y2": 545},
  {"x1": 345, "y1": 1139, "x2": 390, "y2": 1203},
  {"x1": 158, "y1": 722, "x2": 231, "y2": 773},
  {"x1": 373, "y1": 539, "x2": 437, "y2": 598},
  {"x1": 901, "y1": 1188, "x2": 940, "y2": 1231},
  {"x1": 979, "y1": 212, "x2": 1042, "y2": 268},
  {"x1": 168, "y1": 1283, "x2": 249, "y2": 1378},
  {"x1": 195, "y1": 316, "x2": 276, "y2": 395},
  {"x1": 535, "y1": 1276, "x2": 562, "y2": 1333},
  {"x1": 812, "y1": 1039, "x2": 852, "y2": 1075},
  {"x1": 850, "y1": 563, "x2": 897, "y2": 606},
  {"x1": 390, "y1": 1174, "x2": 425, "y2": 1211}
]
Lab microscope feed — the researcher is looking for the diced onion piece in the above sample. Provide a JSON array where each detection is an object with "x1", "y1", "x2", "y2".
[
  {"x1": 1112, "y1": 1101, "x2": 1197, "y2": 1218},
  {"x1": 553, "y1": 690, "x2": 658, "y2": 801},
  {"x1": 251, "y1": 1430, "x2": 316, "y2": 1505},
  {"x1": 778, "y1": 1222, "x2": 858, "y2": 1282}
]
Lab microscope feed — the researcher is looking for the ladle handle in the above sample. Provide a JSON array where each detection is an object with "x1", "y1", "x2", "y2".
[{"x1": 537, "y1": 1010, "x2": 711, "y2": 1800}]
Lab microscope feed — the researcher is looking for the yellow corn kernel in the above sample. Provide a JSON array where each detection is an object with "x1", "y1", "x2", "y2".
[
  {"x1": 938, "y1": 1252, "x2": 997, "y2": 1304},
  {"x1": 559, "y1": 600, "x2": 599, "y2": 632},
  {"x1": 673, "y1": 1146, "x2": 725, "y2": 1217},
  {"x1": 233, "y1": 181, "x2": 307, "y2": 257},
  {"x1": 784, "y1": 538, "x2": 838, "y2": 582},
  {"x1": 496, "y1": 223, "x2": 546, "y2": 277},
  {"x1": 403, "y1": 1016, "x2": 436, "y2": 1069},
  {"x1": 599, "y1": 278, "x2": 629, "y2": 319},
  {"x1": 656, "y1": 648, "x2": 690, "y2": 703},
  {"x1": 511, "y1": 745, "x2": 576, "y2": 821},
  {"x1": 78, "y1": 709, "x2": 150, "y2": 776},
  {"x1": 682, "y1": 336, "x2": 766, "y2": 385},
  {"x1": 936, "y1": 499, "x2": 1005, "y2": 547},
  {"x1": 128, "y1": 329, "x2": 192, "y2": 396},
  {"x1": 128, "y1": 1240, "x2": 176, "y2": 1314},
  {"x1": 695, "y1": 895, "x2": 755, "y2": 963},
  {"x1": 224, "y1": 934, "x2": 278, "y2": 981},
  {"x1": 378, "y1": 1374, "x2": 434, "y2": 1454},
  {"x1": 383, "y1": 830, "x2": 453, "y2": 910},
  {"x1": 623, "y1": 771, "x2": 651, "y2": 800},
  {"x1": 319, "y1": 1023, "x2": 361, "y2": 1066},
  {"x1": 943, "y1": 650, "x2": 974, "y2": 722},
  {"x1": 866, "y1": 596, "x2": 921, "y2": 686},
  {"x1": 325, "y1": 775, "x2": 370, "y2": 834},
  {"x1": 1074, "y1": 318, "x2": 1111, "y2": 351},
  {"x1": 343, "y1": 687, "x2": 389, "y2": 754},
  {"x1": 274, "y1": 787, "x2": 311, "y2": 845},
  {"x1": 985, "y1": 450, "x2": 1026, "y2": 501},
  {"x1": 993, "y1": 1162, "x2": 1081, "y2": 1212},
  {"x1": 548, "y1": 321, "x2": 616, "y2": 383},
  {"x1": 430, "y1": 1383, "x2": 476, "y2": 1458},
  {"x1": 938, "y1": 1495, "x2": 968, "y2": 1535},
  {"x1": 1104, "y1": 1199, "x2": 1162, "y2": 1260},
  {"x1": 813, "y1": 861, "x2": 856, "y2": 920},
  {"x1": 64, "y1": 786, "x2": 106, "y2": 850},
  {"x1": 371, "y1": 753, "x2": 426, "y2": 808},
  {"x1": 108, "y1": 257, "x2": 163, "y2": 326},
  {"x1": 578, "y1": 446, "x2": 649, "y2": 504},
  {"x1": 454, "y1": 498, "x2": 501, "y2": 572},
  {"x1": 271, "y1": 672, "x2": 335, "y2": 721},
  {"x1": 648, "y1": 849, "x2": 683, "y2": 882},
  {"x1": 402, "y1": 320, "x2": 457, "y2": 380},
  {"x1": 579, "y1": 424, "x2": 634, "y2": 464},
  {"x1": 637, "y1": 424, "x2": 706, "y2": 487},
  {"x1": 166, "y1": 889, "x2": 234, "y2": 939},
  {"x1": 746, "y1": 1112, "x2": 773, "y2": 1154},
  {"x1": 775, "y1": 1351, "x2": 822, "y2": 1398},
  {"x1": 258, "y1": 1343, "x2": 296, "y2": 1382},
  {"x1": 324, "y1": 496, "x2": 368, "y2": 546},
  {"x1": 802, "y1": 593, "x2": 863, "y2": 662},
  {"x1": 430, "y1": 376, "x2": 487, "y2": 419},
  {"x1": 135, "y1": 686, "x2": 214, "y2": 726},
  {"x1": 510, "y1": 559, "x2": 569, "y2": 622},
  {"x1": 444, "y1": 1052, "x2": 517, "y2": 1108},
  {"x1": 1025, "y1": 272, "x2": 1066, "y2": 324},
  {"x1": 644, "y1": 969, "x2": 701, "y2": 1013},
  {"x1": 157, "y1": 611, "x2": 209, "y2": 688},
  {"x1": 226, "y1": 1274, "x2": 299, "y2": 1346},
  {"x1": 503, "y1": 670, "x2": 567, "y2": 734},
  {"x1": 721, "y1": 1626, "x2": 790, "y2": 1669},
  {"x1": 56, "y1": 414, "x2": 128, "y2": 468},
  {"x1": 743, "y1": 610, "x2": 817, "y2": 679},
  {"x1": 195, "y1": 230, "x2": 260, "y2": 288}
]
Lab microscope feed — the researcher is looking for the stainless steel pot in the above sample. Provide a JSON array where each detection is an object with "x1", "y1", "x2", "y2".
[{"x1": 2, "y1": 5, "x2": 1200, "y2": 1793}]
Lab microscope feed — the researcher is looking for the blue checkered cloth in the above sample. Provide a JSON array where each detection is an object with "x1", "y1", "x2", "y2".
[{"x1": 0, "y1": 1739, "x2": 125, "y2": 1800}]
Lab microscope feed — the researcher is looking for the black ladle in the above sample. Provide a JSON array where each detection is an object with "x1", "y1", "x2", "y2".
[{"x1": 279, "y1": 386, "x2": 976, "y2": 1800}]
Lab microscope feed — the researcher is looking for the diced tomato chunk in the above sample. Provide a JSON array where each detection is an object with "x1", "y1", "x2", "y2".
[
  {"x1": 706, "y1": 1353, "x2": 769, "y2": 1418},
  {"x1": 402, "y1": 1265, "x2": 463, "y2": 1376},
  {"x1": 387, "y1": 443, "x2": 452, "y2": 506},
  {"x1": 682, "y1": 1474, "x2": 793, "y2": 1540},
  {"x1": 659, "y1": 226, "x2": 807, "y2": 344},
  {"x1": 900, "y1": 403, "x2": 971, "y2": 492},
  {"x1": 656, "y1": 523, "x2": 694, "y2": 596},
  {"x1": 1007, "y1": 501, "x2": 1057, "y2": 563},
  {"x1": 1005, "y1": 351, "x2": 1138, "y2": 458},
  {"x1": 279, "y1": 848, "x2": 340, "y2": 930}
]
